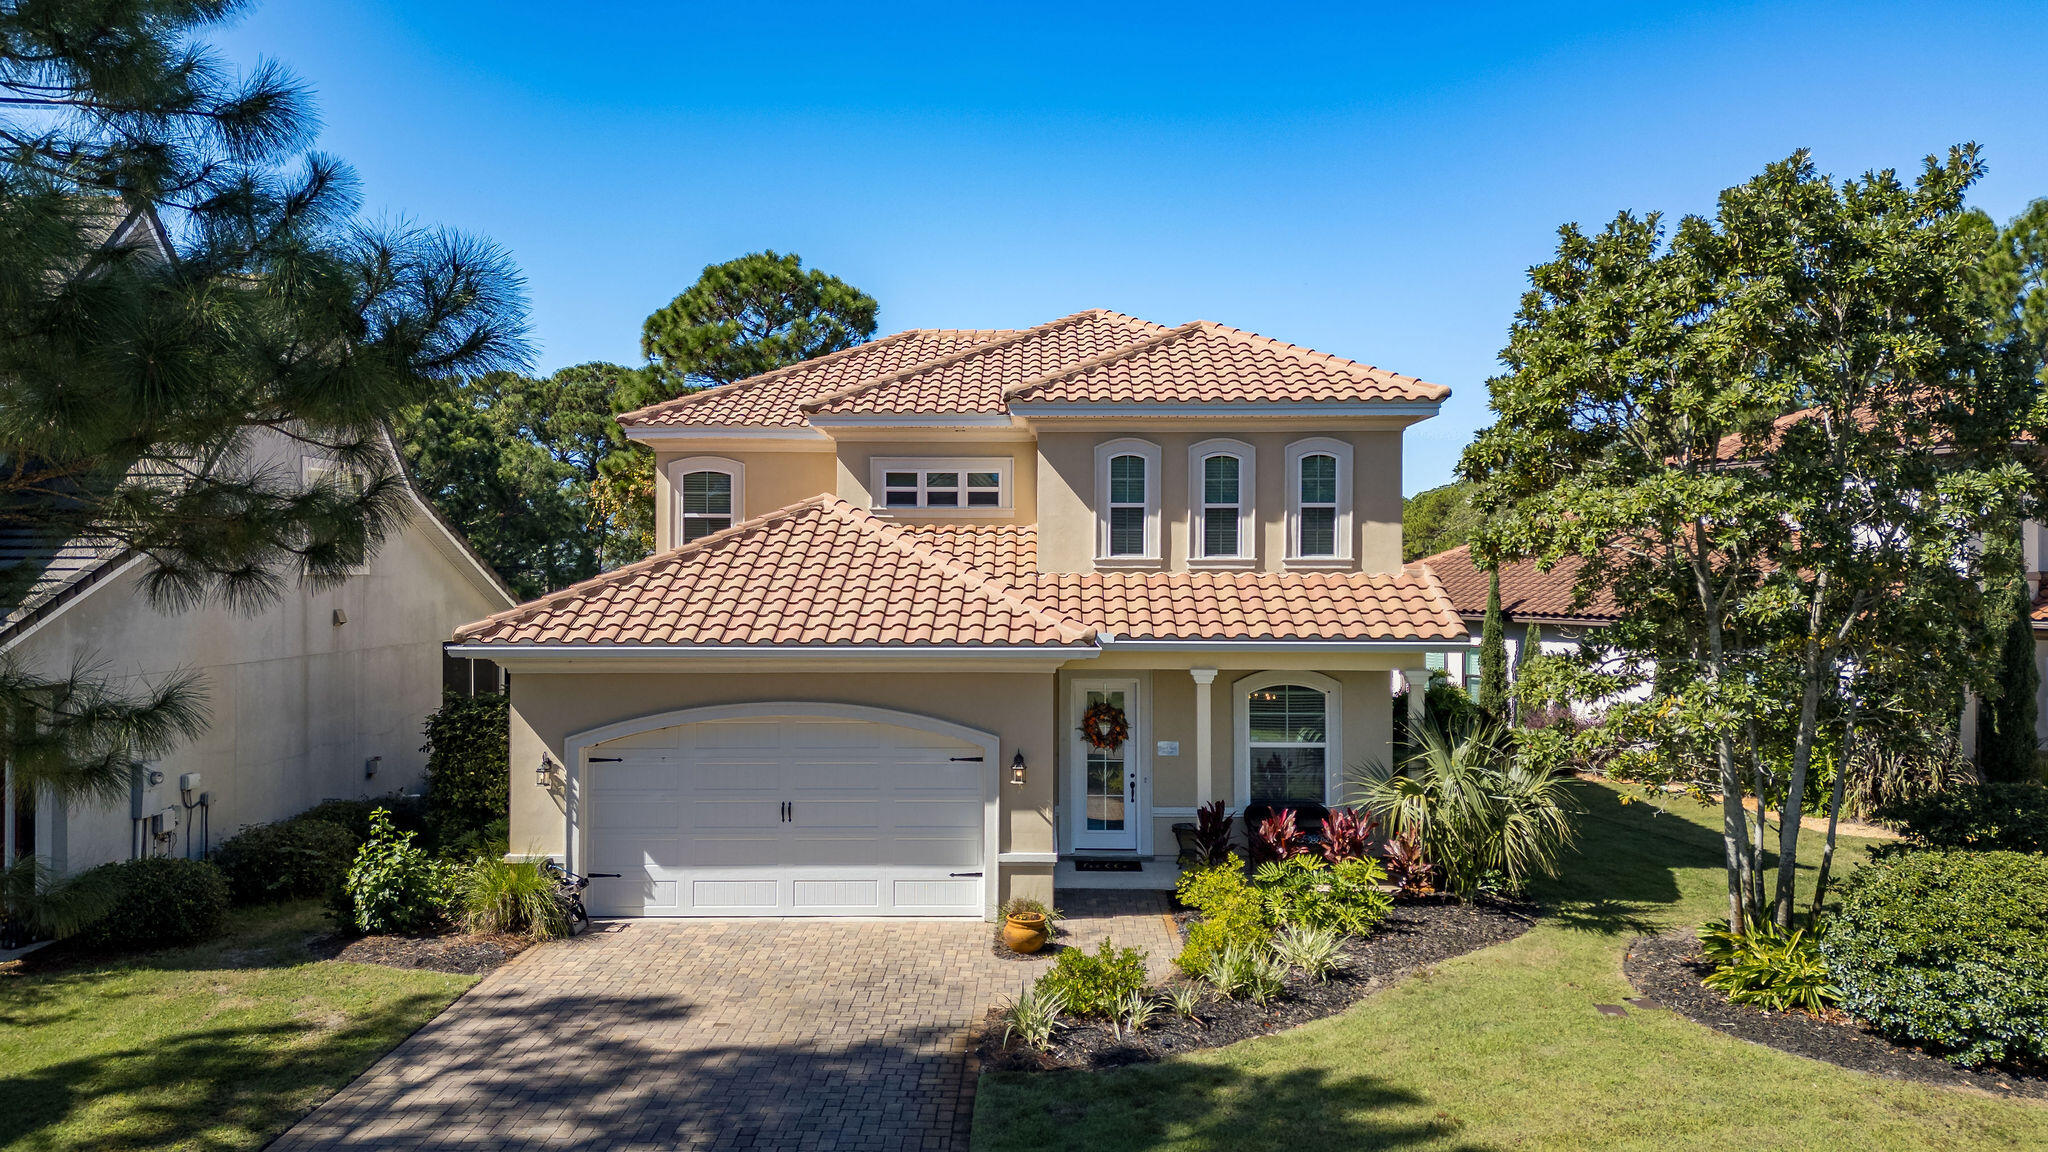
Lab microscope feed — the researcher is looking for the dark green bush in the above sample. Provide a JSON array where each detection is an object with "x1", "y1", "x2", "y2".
[
  {"x1": 1821, "y1": 850, "x2": 2048, "y2": 1066},
  {"x1": 1874, "y1": 783, "x2": 2048, "y2": 854},
  {"x1": 341, "y1": 807, "x2": 455, "y2": 935},
  {"x1": 214, "y1": 818, "x2": 360, "y2": 905},
  {"x1": 74, "y1": 856, "x2": 230, "y2": 950},
  {"x1": 422, "y1": 691, "x2": 510, "y2": 846},
  {"x1": 1035, "y1": 937, "x2": 1148, "y2": 1017},
  {"x1": 298, "y1": 795, "x2": 427, "y2": 843}
]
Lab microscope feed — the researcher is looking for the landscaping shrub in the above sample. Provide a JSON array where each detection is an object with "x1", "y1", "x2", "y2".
[
  {"x1": 1318, "y1": 806, "x2": 1377, "y2": 863},
  {"x1": 1698, "y1": 920, "x2": 1839, "y2": 1014},
  {"x1": 1364, "y1": 724, "x2": 1577, "y2": 900},
  {"x1": 422, "y1": 690, "x2": 511, "y2": 847},
  {"x1": 1821, "y1": 850, "x2": 2048, "y2": 1066},
  {"x1": 1192, "y1": 800, "x2": 1234, "y2": 866},
  {"x1": 1036, "y1": 938, "x2": 1148, "y2": 1017},
  {"x1": 437, "y1": 816, "x2": 511, "y2": 864},
  {"x1": 1873, "y1": 782, "x2": 2048, "y2": 855},
  {"x1": 340, "y1": 808, "x2": 456, "y2": 935},
  {"x1": 1174, "y1": 856, "x2": 1272, "y2": 975},
  {"x1": 299, "y1": 795, "x2": 428, "y2": 843},
  {"x1": 74, "y1": 856, "x2": 230, "y2": 950},
  {"x1": 1250, "y1": 855, "x2": 1392, "y2": 936},
  {"x1": 1378, "y1": 832, "x2": 1437, "y2": 893},
  {"x1": 214, "y1": 817, "x2": 359, "y2": 905},
  {"x1": 453, "y1": 856, "x2": 569, "y2": 939},
  {"x1": 1249, "y1": 808, "x2": 1309, "y2": 864}
]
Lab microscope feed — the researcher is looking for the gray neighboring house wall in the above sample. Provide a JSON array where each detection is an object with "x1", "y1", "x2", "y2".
[{"x1": 1, "y1": 431, "x2": 514, "y2": 875}]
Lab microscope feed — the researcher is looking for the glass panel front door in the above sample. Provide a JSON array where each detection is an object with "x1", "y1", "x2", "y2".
[
  {"x1": 1084, "y1": 690, "x2": 1128, "y2": 832},
  {"x1": 1071, "y1": 681, "x2": 1142, "y2": 850}
]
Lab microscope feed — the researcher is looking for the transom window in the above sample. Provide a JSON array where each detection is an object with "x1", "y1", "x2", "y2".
[
  {"x1": 1108, "y1": 454, "x2": 1148, "y2": 555},
  {"x1": 871, "y1": 458, "x2": 1010, "y2": 512},
  {"x1": 1297, "y1": 454, "x2": 1338, "y2": 556},
  {"x1": 681, "y1": 470, "x2": 733, "y2": 542},
  {"x1": 1247, "y1": 683, "x2": 1328, "y2": 804}
]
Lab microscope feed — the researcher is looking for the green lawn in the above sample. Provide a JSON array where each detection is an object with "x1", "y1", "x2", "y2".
[
  {"x1": 973, "y1": 780, "x2": 2048, "y2": 1151},
  {"x1": 0, "y1": 901, "x2": 474, "y2": 1152}
]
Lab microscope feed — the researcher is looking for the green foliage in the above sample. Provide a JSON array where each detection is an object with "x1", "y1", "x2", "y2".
[
  {"x1": 1977, "y1": 557, "x2": 2041, "y2": 783},
  {"x1": 437, "y1": 816, "x2": 510, "y2": 863},
  {"x1": 1978, "y1": 196, "x2": 2048, "y2": 384},
  {"x1": 1363, "y1": 725, "x2": 1579, "y2": 900},
  {"x1": 1874, "y1": 783, "x2": 2048, "y2": 854},
  {"x1": 1, "y1": 855, "x2": 115, "y2": 940},
  {"x1": 1245, "y1": 949, "x2": 1290, "y2": 1005},
  {"x1": 999, "y1": 896, "x2": 1060, "y2": 929},
  {"x1": 213, "y1": 818, "x2": 359, "y2": 905},
  {"x1": 1036, "y1": 938, "x2": 1149, "y2": 1018},
  {"x1": 1116, "y1": 988, "x2": 1163, "y2": 1037},
  {"x1": 1478, "y1": 568, "x2": 1510, "y2": 718},
  {"x1": 1164, "y1": 982, "x2": 1204, "y2": 1019},
  {"x1": 1271, "y1": 923, "x2": 1342, "y2": 982},
  {"x1": 421, "y1": 691, "x2": 510, "y2": 844},
  {"x1": 74, "y1": 857, "x2": 229, "y2": 950},
  {"x1": 1249, "y1": 855, "x2": 1392, "y2": 936},
  {"x1": 1202, "y1": 944, "x2": 1257, "y2": 999},
  {"x1": 1402, "y1": 481, "x2": 1483, "y2": 561},
  {"x1": 1822, "y1": 850, "x2": 2048, "y2": 1066},
  {"x1": 1000, "y1": 984, "x2": 1066, "y2": 1051},
  {"x1": 341, "y1": 808, "x2": 455, "y2": 935},
  {"x1": 453, "y1": 857, "x2": 570, "y2": 939},
  {"x1": 297, "y1": 796, "x2": 429, "y2": 844},
  {"x1": 1174, "y1": 856, "x2": 1273, "y2": 975},
  {"x1": 1698, "y1": 920, "x2": 1840, "y2": 1013},
  {"x1": 641, "y1": 251, "x2": 878, "y2": 392}
]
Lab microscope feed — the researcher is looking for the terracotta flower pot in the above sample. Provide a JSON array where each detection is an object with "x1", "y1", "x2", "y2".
[{"x1": 1002, "y1": 911, "x2": 1049, "y2": 954}]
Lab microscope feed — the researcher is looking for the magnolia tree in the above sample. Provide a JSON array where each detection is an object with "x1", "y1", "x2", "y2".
[{"x1": 1461, "y1": 146, "x2": 2048, "y2": 932}]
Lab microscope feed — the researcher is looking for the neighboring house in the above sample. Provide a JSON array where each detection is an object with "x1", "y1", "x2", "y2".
[
  {"x1": 1413, "y1": 546, "x2": 1621, "y2": 703},
  {"x1": 0, "y1": 207, "x2": 517, "y2": 876},
  {"x1": 446, "y1": 309, "x2": 1468, "y2": 918}
]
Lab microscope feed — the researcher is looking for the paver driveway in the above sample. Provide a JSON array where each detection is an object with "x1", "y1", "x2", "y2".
[{"x1": 272, "y1": 891, "x2": 1177, "y2": 1152}]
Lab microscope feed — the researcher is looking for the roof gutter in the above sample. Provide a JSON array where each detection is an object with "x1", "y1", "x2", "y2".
[
  {"x1": 444, "y1": 642, "x2": 1100, "y2": 661},
  {"x1": 1006, "y1": 401, "x2": 1444, "y2": 418},
  {"x1": 1096, "y1": 636, "x2": 1466, "y2": 654}
]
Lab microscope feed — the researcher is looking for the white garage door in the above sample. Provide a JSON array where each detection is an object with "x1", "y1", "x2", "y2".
[{"x1": 580, "y1": 713, "x2": 989, "y2": 917}]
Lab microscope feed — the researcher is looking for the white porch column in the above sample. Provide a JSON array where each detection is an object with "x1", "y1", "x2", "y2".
[
  {"x1": 1191, "y1": 667, "x2": 1219, "y2": 807},
  {"x1": 1400, "y1": 668, "x2": 1430, "y2": 738}
]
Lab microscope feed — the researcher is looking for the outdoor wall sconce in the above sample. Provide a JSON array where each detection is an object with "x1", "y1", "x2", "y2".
[
  {"x1": 1009, "y1": 750, "x2": 1027, "y2": 786},
  {"x1": 537, "y1": 753, "x2": 557, "y2": 788}
]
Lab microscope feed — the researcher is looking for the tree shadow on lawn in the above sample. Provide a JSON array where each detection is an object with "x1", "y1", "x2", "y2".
[
  {"x1": 975, "y1": 1062, "x2": 1492, "y2": 1152},
  {"x1": 0, "y1": 989, "x2": 457, "y2": 1152},
  {"x1": 1533, "y1": 781, "x2": 1729, "y2": 938}
]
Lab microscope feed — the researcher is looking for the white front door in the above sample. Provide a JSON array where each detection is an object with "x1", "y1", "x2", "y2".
[
  {"x1": 1069, "y1": 678, "x2": 1143, "y2": 851},
  {"x1": 581, "y1": 714, "x2": 988, "y2": 917}
]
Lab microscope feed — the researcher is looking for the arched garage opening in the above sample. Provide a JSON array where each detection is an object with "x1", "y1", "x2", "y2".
[{"x1": 564, "y1": 703, "x2": 999, "y2": 918}]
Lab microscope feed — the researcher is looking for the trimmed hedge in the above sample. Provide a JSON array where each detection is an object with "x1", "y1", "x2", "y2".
[
  {"x1": 1821, "y1": 850, "x2": 2048, "y2": 1066},
  {"x1": 298, "y1": 795, "x2": 428, "y2": 844},
  {"x1": 1873, "y1": 782, "x2": 2048, "y2": 854},
  {"x1": 422, "y1": 691, "x2": 510, "y2": 842},
  {"x1": 214, "y1": 818, "x2": 360, "y2": 905},
  {"x1": 74, "y1": 856, "x2": 230, "y2": 950}
]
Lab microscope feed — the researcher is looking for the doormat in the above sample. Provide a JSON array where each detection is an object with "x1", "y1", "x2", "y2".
[{"x1": 1072, "y1": 858, "x2": 1144, "y2": 873}]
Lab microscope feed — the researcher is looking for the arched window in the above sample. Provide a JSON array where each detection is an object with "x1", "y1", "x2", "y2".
[
  {"x1": 1285, "y1": 438, "x2": 1353, "y2": 563},
  {"x1": 1234, "y1": 671, "x2": 1342, "y2": 806},
  {"x1": 669, "y1": 457, "x2": 744, "y2": 545},
  {"x1": 1189, "y1": 438, "x2": 1255, "y2": 561},
  {"x1": 1094, "y1": 438, "x2": 1161, "y2": 561}
]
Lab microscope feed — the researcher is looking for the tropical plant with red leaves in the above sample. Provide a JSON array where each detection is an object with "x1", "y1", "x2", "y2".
[
  {"x1": 1193, "y1": 800, "x2": 1235, "y2": 866},
  {"x1": 1319, "y1": 807, "x2": 1379, "y2": 863},
  {"x1": 1254, "y1": 809, "x2": 1311, "y2": 863},
  {"x1": 1380, "y1": 832, "x2": 1436, "y2": 894}
]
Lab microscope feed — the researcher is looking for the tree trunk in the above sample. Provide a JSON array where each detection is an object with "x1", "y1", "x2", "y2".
[
  {"x1": 1773, "y1": 576, "x2": 1833, "y2": 928},
  {"x1": 1809, "y1": 727, "x2": 1854, "y2": 927}
]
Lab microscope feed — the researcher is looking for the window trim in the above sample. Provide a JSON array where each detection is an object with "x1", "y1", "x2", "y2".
[
  {"x1": 1094, "y1": 438, "x2": 1162, "y2": 563},
  {"x1": 667, "y1": 456, "x2": 744, "y2": 546},
  {"x1": 1188, "y1": 438, "x2": 1256, "y2": 562},
  {"x1": 868, "y1": 456, "x2": 1013, "y2": 516},
  {"x1": 1232, "y1": 670, "x2": 1343, "y2": 807},
  {"x1": 1284, "y1": 438, "x2": 1354, "y2": 563}
]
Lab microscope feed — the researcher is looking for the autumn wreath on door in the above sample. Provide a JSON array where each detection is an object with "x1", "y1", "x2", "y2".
[{"x1": 1080, "y1": 699, "x2": 1130, "y2": 751}]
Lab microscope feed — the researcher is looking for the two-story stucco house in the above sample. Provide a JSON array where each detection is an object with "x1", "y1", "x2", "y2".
[{"x1": 447, "y1": 310, "x2": 1468, "y2": 918}]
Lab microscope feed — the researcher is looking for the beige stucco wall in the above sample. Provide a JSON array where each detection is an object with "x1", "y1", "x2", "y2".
[
  {"x1": 828, "y1": 437, "x2": 1039, "y2": 526},
  {"x1": 505, "y1": 669, "x2": 1060, "y2": 908},
  {"x1": 1033, "y1": 427, "x2": 1405, "y2": 575},
  {"x1": 651, "y1": 448, "x2": 836, "y2": 552},
  {"x1": 22, "y1": 508, "x2": 509, "y2": 874}
]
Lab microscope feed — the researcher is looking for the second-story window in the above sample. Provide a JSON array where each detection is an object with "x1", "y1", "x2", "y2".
[
  {"x1": 1297, "y1": 454, "x2": 1337, "y2": 556},
  {"x1": 681, "y1": 470, "x2": 733, "y2": 542},
  {"x1": 872, "y1": 458, "x2": 1010, "y2": 511},
  {"x1": 1095, "y1": 438, "x2": 1161, "y2": 561},
  {"x1": 1108, "y1": 454, "x2": 1148, "y2": 555},
  {"x1": 1284, "y1": 438, "x2": 1351, "y2": 563},
  {"x1": 1190, "y1": 439, "x2": 1255, "y2": 561}
]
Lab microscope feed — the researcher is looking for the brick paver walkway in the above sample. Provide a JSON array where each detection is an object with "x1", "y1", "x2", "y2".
[{"x1": 272, "y1": 892, "x2": 1179, "y2": 1152}]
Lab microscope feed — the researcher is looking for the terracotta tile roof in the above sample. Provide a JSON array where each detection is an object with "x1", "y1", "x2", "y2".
[
  {"x1": 452, "y1": 497, "x2": 1092, "y2": 648},
  {"x1": 1418, "y1": 544, "x2": 1620, "y2": 624},
  {"x1": 1015, "y1": 567, "x2": 1467, "y2": 642},
  {"x1": 455, "y1": 499, "x2": 1467, "y2": 648},
  {"x1": 802, "y1": 311, "x2": 1166, "y2": 416},
  {"x1": 1004, "y1": 321, "x2": 1449, "y2": 407},
  {"x1": 617, "y1": 328, "x2": 1012, "y2": 429},
  {"x1": 2033, "y1": 585, "x2": 2048, "y2": 631},
  {"x1": 895, "y1": 523, "x2": 1038, "y2": 582}
]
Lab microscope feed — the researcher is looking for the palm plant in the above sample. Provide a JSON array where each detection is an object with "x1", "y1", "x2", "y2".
[{"x1": 1355, "y1": 723, "x2": 1579, "y2": 900}]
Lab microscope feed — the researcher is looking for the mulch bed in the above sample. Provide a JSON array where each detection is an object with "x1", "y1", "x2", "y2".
[
  {"x1": 978, "y1": 896, "x2": 1533, "y2": 1072},
  {"x1": 1624, "y1": 928, "x2": 2048, "y2": 1099},
  {"x1": 311, "y1": 930, "x2": 533, "y2": 975}
]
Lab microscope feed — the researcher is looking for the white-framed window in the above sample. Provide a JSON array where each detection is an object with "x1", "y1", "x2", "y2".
[
  {"x1": 668, "y1": 456, "x2": 744, "y2": 545},
  {"x1": 1233, "y1": 670, "x2": 1343, "y2": 807},
  {"x1": 1285, "y1": 437, "x2": 1353, "y2": 562},
  {"x1": 869, "y1": 457, "x2": 1012, "y2": 513},
  {"x1": 1189, "y1": 438, "x2": 1255, "y2": 561},
  {"x1": 1094, "y1": 438, "x2": 1162, "y2": 561}
]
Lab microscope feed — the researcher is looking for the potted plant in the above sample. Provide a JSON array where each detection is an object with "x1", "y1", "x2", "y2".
[{"x1": 1000, "y1": 898, "x2": 1055, "y2": 953}]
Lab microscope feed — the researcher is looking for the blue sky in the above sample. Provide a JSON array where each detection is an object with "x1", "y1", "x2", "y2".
[{"x1": 213, "y1": 1, "x2": 2048, "y2": 494}]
